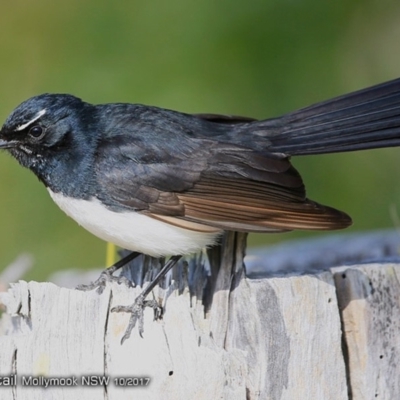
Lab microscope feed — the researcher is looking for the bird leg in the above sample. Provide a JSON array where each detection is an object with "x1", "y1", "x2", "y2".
[
  {"x1": 111, "y1": 255, "x2": 182, "y2": 343},
  {"x1": 76, "y1": 251, "x2": 141, "y2": 294}
]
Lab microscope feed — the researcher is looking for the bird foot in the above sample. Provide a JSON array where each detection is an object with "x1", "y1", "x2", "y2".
[
  {"x1": 111, "y1": 293, "x2": 163, "y2": 344},
  {"x1": 76, "y1": 268, "x2": 134, "y2": 294},
  {"x1": 76, "y1": 251, "x2": 140, "y2": 294}
]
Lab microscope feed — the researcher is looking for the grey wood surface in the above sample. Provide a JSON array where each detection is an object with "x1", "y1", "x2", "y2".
[
  {"x1": 0, "y1": 230, "x2": 399, "y2": 400},
  {"x1": 333, "y1": 263, "x2": 400, "y2": 400}
]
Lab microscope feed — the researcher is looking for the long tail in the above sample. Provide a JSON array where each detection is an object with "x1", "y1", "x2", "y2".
[{"x1": 264, "y1": 78, "x2": 400, "y2": 155}]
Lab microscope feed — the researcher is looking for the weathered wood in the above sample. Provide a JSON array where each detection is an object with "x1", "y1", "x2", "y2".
[
  {"x1": 225, "y1": 270, "x2": 347, "y2": 399},
  {"x1": 246, "y1": 229, "x2": 400, "y2": 277},
  {"x1": 333, "y1": 263, "x2": 400, "y2": 400},
  {"x1": 0, "y1": 335, "x2": 16, "y2": 400},
  {"x1": 1, "y1": 281, "x2": 111, "y2": 400},
  {"x1": 0, "y1": 231, "x2": 399, "y2": 399}
]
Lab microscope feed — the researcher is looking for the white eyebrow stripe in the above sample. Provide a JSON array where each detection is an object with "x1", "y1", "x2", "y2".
[{"x1": 16, "y1": 109, "x2": 47, "y2": 131}]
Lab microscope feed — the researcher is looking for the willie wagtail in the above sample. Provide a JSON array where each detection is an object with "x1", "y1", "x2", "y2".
[{"x1": 1, "y1": 78, "x2": 400, "y2": 340}]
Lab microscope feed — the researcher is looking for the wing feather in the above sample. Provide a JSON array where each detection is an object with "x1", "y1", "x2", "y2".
[{"x1": 94, "y1": 111, "x2": 351, "y2": 233}]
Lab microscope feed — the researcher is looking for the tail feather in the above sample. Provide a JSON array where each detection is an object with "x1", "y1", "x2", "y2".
[{"x1": 266, "y1": 78, "x2": 400, "y2": 155}]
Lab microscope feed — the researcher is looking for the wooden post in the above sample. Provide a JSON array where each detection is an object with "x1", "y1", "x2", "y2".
[{"x1": 0, "y1": 231, "x2": 399, "y2": 399}]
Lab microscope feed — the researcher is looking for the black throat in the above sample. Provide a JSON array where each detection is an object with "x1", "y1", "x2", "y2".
[{"x1": 15, "y1": 106, "x2": 101, "y2": 200}]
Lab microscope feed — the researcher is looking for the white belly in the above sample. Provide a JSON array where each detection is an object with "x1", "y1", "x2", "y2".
[{"x1": 48, "y1": 189, "x2": 221, "y2": 257}]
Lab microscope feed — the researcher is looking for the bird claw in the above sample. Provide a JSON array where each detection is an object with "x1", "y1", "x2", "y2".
[
  {"x1": 111, "y1": 294, "x2": 163, "y2": 343},
  {"x1": 76, "y1": 269, "x2": 134, "y2": 294}
]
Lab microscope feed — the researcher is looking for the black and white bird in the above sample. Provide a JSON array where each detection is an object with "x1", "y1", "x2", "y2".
[
  {"x1": 1, "y1": 78, "x2": 400, "y2": 340},
  {"x1": 2, "y1": 78, "x2": 400, "y2": 258}
]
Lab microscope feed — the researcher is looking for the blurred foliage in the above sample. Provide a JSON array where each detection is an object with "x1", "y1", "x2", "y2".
[{"x1": 0, "y1": 0, "x2": 400, "y2": 280}]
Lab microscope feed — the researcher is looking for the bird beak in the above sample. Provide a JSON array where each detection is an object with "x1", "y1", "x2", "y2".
[{"x1": 0, "y1": 139, "x2": 16, "y2": 149}]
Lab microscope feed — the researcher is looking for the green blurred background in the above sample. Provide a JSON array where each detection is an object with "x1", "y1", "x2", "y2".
[{"x1": 0, "y1": 0, "x2": 400, "y2": 281}]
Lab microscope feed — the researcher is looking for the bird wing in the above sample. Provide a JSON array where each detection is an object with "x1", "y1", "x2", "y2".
[{"x1": 94, "y1": 111, "x2": 351, "y2": 233}]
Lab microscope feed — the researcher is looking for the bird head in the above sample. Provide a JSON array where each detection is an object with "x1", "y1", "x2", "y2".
[{"x1": 0, "y1": 94, "x2": 94, "y2": 170}]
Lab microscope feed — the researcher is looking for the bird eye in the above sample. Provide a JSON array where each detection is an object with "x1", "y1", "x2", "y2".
[{"x1": 28, "y1": 125, "x2": 44, "y2": 139}]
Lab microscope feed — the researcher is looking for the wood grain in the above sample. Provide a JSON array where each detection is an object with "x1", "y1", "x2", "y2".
[{"x1": 0, "y1": 232, "x2": 399, "y2": 399}]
